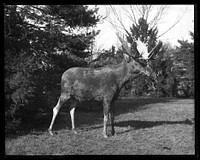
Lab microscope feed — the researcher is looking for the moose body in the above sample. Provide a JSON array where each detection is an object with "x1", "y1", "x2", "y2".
[
  {"x1": 61, "y1": 66, "x2": 121, "y2": 102},
  {"x1": 48, "y1": 60, "x2": 153, "y2": 138}
]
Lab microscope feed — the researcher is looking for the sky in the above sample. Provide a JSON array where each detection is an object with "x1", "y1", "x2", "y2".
[{"x1": 89, "y1": 5, "x2": 194, "y2": 51}]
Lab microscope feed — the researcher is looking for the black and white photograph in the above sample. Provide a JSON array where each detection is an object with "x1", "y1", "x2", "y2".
[{"x1": 5, "y1": 5, "x2": 195, "y2": 155}]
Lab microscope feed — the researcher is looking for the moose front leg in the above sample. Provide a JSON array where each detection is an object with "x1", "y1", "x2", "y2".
[
  {"x1": 103, "y1": 99, "x2": 111, "y2": 138},
  {"x1": 103, "y1": 113, "x2": 109, "y2": 138}
]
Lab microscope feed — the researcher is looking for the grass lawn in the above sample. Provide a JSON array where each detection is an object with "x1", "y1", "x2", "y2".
[{"x1": 5, "y1": 97, "x2": 195, "y2": 155}]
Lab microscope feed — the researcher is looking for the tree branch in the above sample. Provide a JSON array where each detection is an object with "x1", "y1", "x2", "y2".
[{"x1": 157, "y1": 7, "x2": 187, "y2": 38}]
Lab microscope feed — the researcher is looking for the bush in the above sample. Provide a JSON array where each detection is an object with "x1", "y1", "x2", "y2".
[{"x1": 5, "y1": 51, "x2": 37, "y2": 133}]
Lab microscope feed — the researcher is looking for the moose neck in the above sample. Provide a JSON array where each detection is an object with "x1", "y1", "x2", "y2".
[{"x1": 116, "y1": 60, "x2": 149, "y2": 90}]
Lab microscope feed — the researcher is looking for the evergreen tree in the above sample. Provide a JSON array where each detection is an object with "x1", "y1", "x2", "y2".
[
  {"x1": 125, "y1": 17, "x2": 164, "y2": 97},
  {"x1": 127, "y1": 18, "x2": 160, "y2": 58},
  {"x1": 5, "y1": 5, "x2": 101, "y2": 133},
  {"x1": 173, "y1": 31, "x2": 194, "y2": 97}
]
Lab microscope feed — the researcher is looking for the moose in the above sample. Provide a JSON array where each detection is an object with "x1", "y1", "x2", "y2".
[{"x1": 48, "y1": 35, "x2": 162, "y2": 138}]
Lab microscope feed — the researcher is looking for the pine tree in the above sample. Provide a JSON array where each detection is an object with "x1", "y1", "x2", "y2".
[
  {"x1": 125, "y1": 17, "x2": 164, "y2": 97},
  {"x1": 173, "y1": 31, "x2": 194, "y2": 97},
  {"x1": 5, "y1": 5, "x2": 101, "y2": 133},
  {"x1": 127, "y1": 18, "x2": 160, "y2": 58}
]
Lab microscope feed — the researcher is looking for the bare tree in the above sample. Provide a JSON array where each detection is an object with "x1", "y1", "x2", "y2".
[{"x1": 106, "y1": 5, "x2": 187, "y2": 40}]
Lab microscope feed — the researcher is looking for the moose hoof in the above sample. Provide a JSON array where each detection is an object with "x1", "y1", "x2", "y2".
[
  {"x1": 72, "y1": 129, "x2": 78, "y2": 134},
  {"x1": 48, "y1": 129, "x2": 54, "y2": 136},
  {"x1": 103, "y1": 134, "x2": 108, "y2": 138},
  {"x1": 111, "y1": 132, "x2": 117, "y2": 136}
]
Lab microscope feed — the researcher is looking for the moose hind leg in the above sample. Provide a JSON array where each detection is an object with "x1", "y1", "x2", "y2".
[
  {"x1": 48, "y1": 98, "x2": 62, "y2": 135},
  {"x1": 48, "y1": 95, "x2": 69, "y2": 135}
]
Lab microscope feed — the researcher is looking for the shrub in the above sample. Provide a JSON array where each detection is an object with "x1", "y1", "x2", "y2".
[{"x1": 5, "y1": 51, "x2": 37, "y2": 133}]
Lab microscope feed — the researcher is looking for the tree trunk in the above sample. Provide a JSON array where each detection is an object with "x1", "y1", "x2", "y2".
[{"x1": 172, "y1": 77, "x2": 178, "y2": 97}]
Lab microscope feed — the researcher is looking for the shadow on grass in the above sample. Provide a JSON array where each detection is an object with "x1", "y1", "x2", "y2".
[
  {"x1": 115, "y1": 118, "x2": 194, "y2": 135},
  {"x1": 7, "y1": 97, "x2": 191, "y2": 137},
  {"x1": 114, "y1": 97, "x2": 178, "y2": 116},
  {"x1": 76, "y1": 118, "x2": 194, "y2": 134}
]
